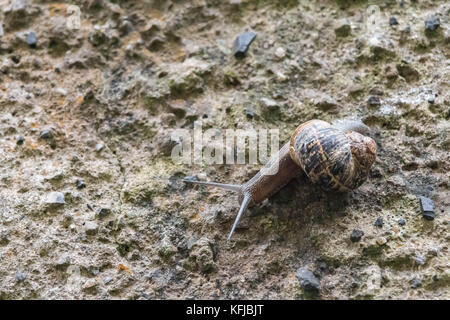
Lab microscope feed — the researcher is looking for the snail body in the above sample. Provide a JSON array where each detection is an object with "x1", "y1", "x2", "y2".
[{"x1": 184, "y1": 119, "x2": 377, "y2": 240}]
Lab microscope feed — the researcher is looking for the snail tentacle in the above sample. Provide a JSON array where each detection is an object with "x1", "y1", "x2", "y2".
[
  {"x1": 182, "y1": 179, "x2": 242, "y2": 192},
  {"x1": 227, "y1": 193, "x2": 251, "y2": 241}
]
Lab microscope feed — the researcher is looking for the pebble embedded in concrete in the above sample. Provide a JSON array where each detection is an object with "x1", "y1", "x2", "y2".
[
  {"x1": 233, "y1": 31, "x2": 256, "y2": 58},
  {"x1": 46, "y1": 192, "x2": 65, "y2": 205},
  {"x1": 296, "y1": 268, "x2": 320, "y2": 294}
]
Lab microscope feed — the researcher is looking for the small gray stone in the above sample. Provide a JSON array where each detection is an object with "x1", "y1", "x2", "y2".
[
  {"x1": 95, "y1": 143, "x2": 104, "y2": 152},
  {"x1": 233, "y1": 31, "x2": 256, "y2": 58},
  {"x1": 413, "y1": 253, "x2": 426, "y2": 266},
  {"x1": 0, "y1": 23, "x2": 4, "y2": 37},
  {"x1": 76, "y1": 179, "x2": 86, "y2": 189},
  {"x1": 335, "y1": 23, "x2": 351, "y2": 37},
  {"x1": 425, "y1": 15, "x2": 440, "y2": 32},
  {"x1": 398, "y1": 218, "x2": 406, "y2": 225},
  {"x1": 350, "y1": 229, "x2": 364, "y2": 242},
  {"x1": 368, "y1": 96, "x2": 381, "y2": 106},
  {"x1": 389, "y1": 17, "x2": 399, "y2": 26},
  {"x1": 46, "y1": 192, "x2": 65, "y2": 205},
  {"x1": 84, "y1": 221, "x2": 99, "y2": 235},
  {"x1": 245, "y1": 108, "x2": 254, "y2": 119},
  {"x1": 410, "y1": 277, "x2": 422, "y2": 288},
  {"x1": 16, "y1": 272, "x2": 26, "y2": 282},
  {"x1": 26, "y1": 31, "x2": 37, "y2": 47},
  {"x1": 260, "y1": 98, "x2": 280, "y2": 112},
  {"x1": 16, "y1": 135, "x2": 25, "y2": 145},
  {"x1": 419, "y1": 196, "x2": 434, "y2": 221},
  {"x1": 104, "y1": 276, "x2": 113, "y2": 284},
  {"x1": 274, "y1": 47, "x2": 286, "y2": 59},
  {"x1": 296, "y1": 268, "x2": 320, "y2": 293},
  {"x1": 374, "y1": 217, "x2": 383, "y2": 228},
  {"x1": 55, "y1": 253, "x2": 71, "y2": 268},
  {"x1": 39, "y1": 129, "x2": 53, "y2": 139},
  {"x1": 96, "y1": 207, "x2": 111, "y2": 218}
]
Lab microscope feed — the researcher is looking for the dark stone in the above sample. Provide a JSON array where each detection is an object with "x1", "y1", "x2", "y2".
[
  {"x1": 16, "y1": 135, "x2": 25, "y2": 145},
  {"x1": 410, "y1": 277, "x2": 422, "y2": 289},
  {"x1": 233, "y1": 31, "x2": 256, "y2": 59},
  {"x1": 296, "y1": 268, "x2": 320, "y2": 294},
  {"x1": 368, "y1": 96, "x2": 381, "y2": 106},
  {"x1": 350, "y1": 229, "x2": 364, "y2": 242},
  {"x1": 335, "y1": 23, "x2": 351, "y2": 37},
  {"x1": 398, "y1": 218, "x2": 406, "y2": 226},
  {"x1": 427, "y1": 96, "x2": 435, "y2": 104},
  {"x1": 424, "y1": 15, "x2": 440, "y2": 32},
  {"x1": 26, "y1": 31, "x2": 37, "y2": 48},
  {"x1": 39, "y1": 129, "x2": 53, "y2": 139},
  {"x1": 389, "y1": 17, "x2": 399, "y2": 26},
  {"x1": 97, "y1": 207, "x2": 111, "y2": 218},
  {"x1": 374, "y1": 217, "x2": 383, "y2": 228},
  {"x1": 419, "y1": 196, "x2": 434, "y2": 221},
  {"x1": 87, "y1": 203, "x2": 94, "y2": 211},
  {"x1": 76, "y1": 179, "x2": 86, "y2": 189},
  {"x1": 245, "y1": 108, "x2": 254, "y2": 119}
]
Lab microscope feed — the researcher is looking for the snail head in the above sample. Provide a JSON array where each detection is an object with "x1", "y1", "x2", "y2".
[{"x1": 346, "y1": 131, "x2": 377, "y2": 172}]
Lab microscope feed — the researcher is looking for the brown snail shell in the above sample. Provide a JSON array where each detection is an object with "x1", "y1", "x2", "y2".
[{"x1": 289, "y1": 120, "x2": 377, "y2": 192}]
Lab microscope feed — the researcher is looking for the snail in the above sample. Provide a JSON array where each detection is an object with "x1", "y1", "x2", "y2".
[{"x1": 184, "y1": 119, "x2": 377, "y2": 240}]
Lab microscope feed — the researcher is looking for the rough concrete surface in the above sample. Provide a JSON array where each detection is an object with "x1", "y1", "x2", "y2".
[{"x1": 0, "y1": 0, "x2": 448, "y2": 299}]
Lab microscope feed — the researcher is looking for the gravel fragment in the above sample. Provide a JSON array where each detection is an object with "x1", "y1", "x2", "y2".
[
  {"x1": 96, "y1": 207, "x2": 111, "y2": 218},
  {"x1": 95, "y1": 143, "x2": 104, "y2": 152},
  {"x1": 26, "y1": 31, "x2": 37, "y2": 48},
  {"x1": 410, "y1": 277, "x2": 422, "y2": 288},
  {"x1": 374, "y1": 217, "x2": 383, "y2": 228},
  {"x1": 84, "y1": 221, "x2": 99, "y2": 235},
  {"x1": 39, "y1": 129, "x2": 53, "y2": 139},
  {"x1": 233, "y1": 31, "x2": 256, "y2": 58},
  {"x1": 376, "y1": 237, "x2": 387, "y2": 245},
  {"x1": 76, "y1": 179, "x2": 86, "y2": 189},
  {"x1": 334, "y1": 23, "x2": 351, "y2": 37},
  {"x1": 419, "y1": 196, "x2": 435, "y2": 221},
  {"x1": 55, "y1": 253, "x2": 71, "y2": 269},
  {"x1": 16, "y1": 272, "x2": 27, "y2": 282},
  {"x1": 413, "y1": 253, "x2": 426, "y2": 266},
  {"x1": 16, "y1": 135, "x2": 25, "y2": 145},
  {"x1": 296, "y1": 268, "x2": 320, "y2": 294},
  {"x1": 398, "y1": 219, "x2": 406, "y2": 226},
  {"x1": 45, "y1": 192, "x2": 65, "y2": 205},
  {"x1": 245, "y1": 108, "x2": 254, "y2": 119},
  {"x1": 350, "y1": 229, "x2": 364, "y2": 242},
  {"x1": 425, "y1": 15, "x2": 440, "y2": 32},
  {"x1": 389, "y1": 17, "x2": 399, "y2": 26},
  {"x1": 274, "y1": 47, "x2": 286, "y2": 58},
  {"x1": 368, "y1": 96, "x2": 381, "y2": 106}
]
